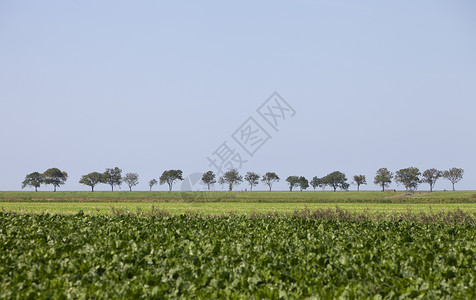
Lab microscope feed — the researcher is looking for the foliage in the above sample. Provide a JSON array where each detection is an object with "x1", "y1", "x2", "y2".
[
  {"x1": 148, "y1": 179, "x2": 158, "y2": 191},
  {"x1": 421, "y1": 169, "x2": 442, "y2": 192},
  {"x1": 123, "y1": 173, "x2": 139, "y2": 191},
  {"x1": 218, "y1": 169, "x2": 243, "y2": 191},
  {"x1": 261, "y1": 172, "x2": 280, "y2": 191},
  {"x1": 42, "y1": 168, "x2": 68, "y2": 192},
  {"x1": 102, "y1": 167, "x2": 123, "y2": 191},
  {"x1": 298, "y1": 176, "x2": 309, "y2": 191},
  {"x1": 79, "y1": 172, "x2": 103, "y2": 192},
  {"x1": 310, "y1": 176, "x2": 324, "y2": 191},
  {"x1": 322, "y1": 171, "x2": 349, "y2": 192},
  {"x1": 21, "y1": 172, "x2": 43, "y2": 192},
  {"x1": 395, "y1": 167, "x2": 421, "y2": 191},
  {"x1": 201, "y1": 171, "x2": 216, "y2": 191},
  {"x1": 374, "y1": 168, "x2": 393, "y2": 191},
  {"x1": 285, "y1": 176, "x2": 300, "y2": 191},
  {"x1": 0, "y1": 213, "x2": 475, "y2": 298},
  {"x1": 244, "y1": 172, "x2": 260, "y2": 191},
  {"x1": 443, "y1": 168, "x2": 464, "y2": 191},
  {"x1": 352, "y1": 175, "x2": 366, "y2": 191},
  {"x1": 160, "y1": 170, "x2": 184, "y2": 192}
]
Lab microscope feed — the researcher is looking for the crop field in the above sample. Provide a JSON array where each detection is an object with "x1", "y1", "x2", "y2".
[
  {"x1": 1, "y1": 191, "x2": 475, "y2": 298},
  {"x1": 1, "y1": 212, "x2": 475, "y2": 298},
  {"x1": 2, "y1": 190, "x2": 476, "y2": 203},
  {"x1": 2, "y1": 202, "x2": 476, "y2": 216}
]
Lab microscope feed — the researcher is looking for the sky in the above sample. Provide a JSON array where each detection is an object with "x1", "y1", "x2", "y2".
[{"x1": 1, "y1": 0, "x2": 475, "y2": 192}]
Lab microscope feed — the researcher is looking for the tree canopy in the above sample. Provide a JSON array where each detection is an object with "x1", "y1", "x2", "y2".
[
  {"x1": 353, "y1": 175, "x2": 367, "y2": 191},
  {"x1": 322, "y1": 171, "x2": 348, "y2": 192},
  {"x1": 395, "y1": 167, "x2": 420, "y2": 191},
  {"x1": 286, "y1": 176, "x2": 300, "y2": 191},
  {"x1": 43, "y1": 168, "x2": 68, "y2": 192},
  {"x1": 22, "y1": 172, "x2": 43, "y2": 192},
  {"x1": 102, "y1": 167, "x2": 123, "y2": 191},
  {"x1": 79, "y1": 172, "x2": 103, "y2": 192},
  {"x1": 160, "y1": 170, "x2": 184, "y2": 192},
  {"x1": 201, "y1": 171, "x2": 216, "y2": 191},
  {"x1": 218, "y1": 169, "x2": 243, "y2": 191},
  {"x1": 148, "y1": 179, "x2": 158, "y2": 191},
  {"x1": 443, "y1": 168, "x2": 464, "y2": 191},
  {"x1": 244, "y1": 172, "x2": 260, "y2": 191},
  {"x1": 298, "y1": 176, "x2": 309, "y2": 191},
  {"x1": 374, "y1": 168, "x2": 393, "y2": 192},
  {"x1": 310, "y1": 177, "x2": 324, "y2": 191},
  {"x1": 123, "y1": 173, "x2": 139, "y2": 191},
  {"x1": 421, "y1": 169, "x2": 442, "y2": 192},
  {"x1": 261, "y1": 172, "x2": 280, "y2": 191}
]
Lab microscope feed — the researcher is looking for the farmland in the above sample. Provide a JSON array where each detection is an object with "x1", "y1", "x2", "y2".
[
  {"x1": 2, "y1": 190, "x2": 476, "y2": 203},
  {"x1": 1, "y1": 213, "x2": 475, "y2": 298},
  {"x1": 1, "y1": 190, "x2": 476, "y2": 215},
  {"x1": 1, "y1": 191, "x2": 475, "y2": 297}
]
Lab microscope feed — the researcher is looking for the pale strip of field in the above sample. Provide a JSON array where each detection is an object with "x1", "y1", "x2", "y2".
[{"x1": 2, "y1": 202, "x2": 476, "y2": 215}]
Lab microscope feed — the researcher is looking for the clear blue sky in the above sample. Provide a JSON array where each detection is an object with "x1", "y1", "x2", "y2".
[{"x1": 1, "y1": 1, "x2": 475, "y2": 191}]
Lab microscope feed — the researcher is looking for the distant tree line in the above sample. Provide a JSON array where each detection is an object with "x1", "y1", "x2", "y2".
[{"x1": 21, "y1": 167, "x2": 464, "y2": 192}]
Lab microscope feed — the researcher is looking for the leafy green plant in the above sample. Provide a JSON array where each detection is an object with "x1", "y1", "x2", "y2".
[{"x1": 0, "y1": 213, "x2": 475, "y2": 298}]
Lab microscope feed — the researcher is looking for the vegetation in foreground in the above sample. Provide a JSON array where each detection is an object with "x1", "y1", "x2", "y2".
[{"x1": 0, "y1": 211, "x2": 474, "y2": 298}]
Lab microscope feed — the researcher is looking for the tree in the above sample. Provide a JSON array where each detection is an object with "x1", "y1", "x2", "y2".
[
  {"x1": 201, "y1": 171, "x2": 216, "y2": 191},
  {"x1": 160, "y1": 170, "x2": 184, "y2": 192},
  {"x1": 322, "y1": 171, "x2": 348, "y2": 192},
  {"x1": 261, "y1": 172, "x2": 280, "y2": 191},
  {"x1": 218, "y1": 169, "x2": 243, "y2": 191},
  {"x1": 395, "y1": 167, "x2": 421, "y2": 191},
  {"x1": 421, "y1": 169, "x2": 442, "y2": 192},
  {"x1": 102, "y1": 167, "x2": 123, "y2": 191},
  {"x1": 352, "y1": 175, "x2": 367, "y2": 191},
  {"x1": 374, "y1": 168, "x2": 393, "y2": 192},
  {"x1": 298, "y1": 176, "x2": 309, "y2": 191},
  {"x1": 244, "y1": 172, "x2": 260, "y2": 191},
  {"x1": 148, "y1": 179, "x2": 158, "y2": 191},
  {"x1": 286, "y1": 176, "x2": 300, "y2": 191},
  {"x1": 443, "y1": 168, "x2": 464, "y2": 191},
  {"x1": 42, "y1": 168, "x2": 68, "y2": 192},
  {"x1": 21, "y1": 172, "x2": 43, "y2": 192},
  {"x1": 123, "y1": 173, "x2": 139, "y2": 191},
  {"x1": 310, "y1": 176, "x2": 324, "y2": 191},
  {"x1": 79, "y1": 172, "x2": 103, "y2": 192}
]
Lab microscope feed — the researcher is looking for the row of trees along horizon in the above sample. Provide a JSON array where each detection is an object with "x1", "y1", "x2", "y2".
[{"x1": 21, "y1": 167, "x2": 465, "y2": 193}]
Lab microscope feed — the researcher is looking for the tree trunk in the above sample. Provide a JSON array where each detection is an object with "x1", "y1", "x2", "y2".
[
  {"x1": 229, "y1": 183, "x2": 232, "y2": 191},
  {"x1": 111, "y1": 185, "x2": 114, "y2": 192},
  {"x1": 382, "y1": 184, "x2": 385, "y2": 192},
  {"x1": 54, "y1": 185, "x2": 56, "y2": 192},
  {"x1": 129, "y1": 186, "x2": 132, "y2": 192},
  {"x1": 269, "y1": 185, "x2": 272, "y2": 191},
  {"x1": 35, "y1": 187, "x2": 38, "y2": 192},
  {"x1": 452, "y1": 182, "x2": 455, "y2": 191},
  {"x1": 207, "y1": 184, "x2": 210, "y2": 191},
  {"x1": 91, "y1": 186, "x2": 94, "y2": 192},
  {"x1": 357, "y1": 184, "x2": 360, "y2": 192},
  {"x1": 333, "y1": 186, "x2": 336, "y2": 192},
  {"x1": 250, "y1": 185, "x2": 253, "y2": 191},
  {"x1": 168, "y1": 183, "x2": 172, "y2": 192},
  {"x1": 149, "y1": 186, "x2": 152, "y2": 192},
  {"x1": 430, "y1": 184, "x2": 433, "y2": 193}
]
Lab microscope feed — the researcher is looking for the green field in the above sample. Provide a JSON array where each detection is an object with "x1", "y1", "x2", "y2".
[
  {"x1": 1, "y1": 190, "x2": 476, "y2": 203},
  {"x1": 1, "y1": 191, "x2": 475, "y2": 297},
  {"x1": 1, "y1": 213, "x2": 475, "y2": 298},
  {"x1": 1, "y1": 190, "x2": 476, "y2": 215},
  {"x1": 3, "y1": 202, "x2": 476, "y2": 216}
]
